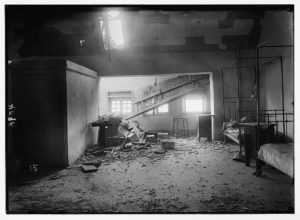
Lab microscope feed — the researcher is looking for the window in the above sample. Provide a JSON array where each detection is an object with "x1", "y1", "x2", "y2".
[
  {"x1": 158, "y1": 104, "x2": 169, "y2": 113},
  {"x1": 100, "y1": 10, "x2": 124, "y2": 49},
  {"x1": 185, "y1": 98, "x2": 204, "y2": 113},
  {"x1": 145, "y1": 109, "x2": 154, "y2": 115},
  {"x1": 122, "y1": 100, "x2": 132, "y2": 114},
  {"x1": 111, "y1": 100, "x2": 121, "y2": 114},
  {"x1": 110, "y1": 99, "x2": 132, "y2": 116}
]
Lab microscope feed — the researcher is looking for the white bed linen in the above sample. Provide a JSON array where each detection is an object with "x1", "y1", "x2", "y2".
[{"x1": 258, "y1": 143, "x2": 294, "y2": 178}]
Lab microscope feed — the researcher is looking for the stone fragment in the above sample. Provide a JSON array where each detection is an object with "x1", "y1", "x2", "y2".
[
  {"x1": 154, "y1": 150, "x2": 166, "y2": 154},
  {"x1": 80, "y1": 165, "x2": 98, "y2": 172},
  {"x1": 161, "y1": 141, "x2": 175, "y2": 150}
]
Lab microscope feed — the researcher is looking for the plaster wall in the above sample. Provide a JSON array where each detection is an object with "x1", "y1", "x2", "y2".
[
  {"x1": 99, "y1": 75, "x2": 210, "y2": 135},
  {"x1": 66, "y1": 63, "x2": 99, "y2": 164},
  {"x1": 72, "y1": 51, "x2": 238, "y2": 140}
]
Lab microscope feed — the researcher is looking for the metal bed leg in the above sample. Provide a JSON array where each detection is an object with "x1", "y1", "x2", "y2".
[
  {"x1": 187, "y1": 120, "x2": 189, "y2": 138},
  {"x1": 176, "y1": 119, "x2": 179, "y2": 138},
  {"x1": 172, "y1": 117, "x2": 175, "y2": 136},
  {"x1": 182, "y1": 119, "x2": 185, "y2": 137},
  {"x1": 253, "y1": 158, "x2": 262, "y2": 177}
]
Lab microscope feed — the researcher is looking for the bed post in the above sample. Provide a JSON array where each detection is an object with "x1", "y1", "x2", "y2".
[
  {"x1": 232, "y1": 47, "x2": 244, "y2": 161},
  {"x1": 254, "y1": 46, "x2": 262, "y2": 176},
  {"x1": 222, "y1": 68, "x2": 226, "y2": 123},
  {"x1": 280, "y1": 56, "x2": 286, "y2": 137},
  {"x1": 236, "y1": 47, "x2": 241, "y2": 122}
]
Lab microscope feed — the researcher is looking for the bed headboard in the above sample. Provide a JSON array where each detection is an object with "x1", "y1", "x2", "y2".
[
  {"x1": 223, "y1": 96, "x2": 256, "y2": 122},
  {"x1": 239, "y1": 109, "x2": 294, "y2": 141}
]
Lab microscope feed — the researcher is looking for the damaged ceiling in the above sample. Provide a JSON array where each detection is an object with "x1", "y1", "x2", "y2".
[{"x1": 6, "y1": 5, "x2": 292, "y2": 57}]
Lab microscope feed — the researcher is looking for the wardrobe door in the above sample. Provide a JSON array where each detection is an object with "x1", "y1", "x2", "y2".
[{"x1": 14, "y1": 73, "x2": 67, "y2": 165}]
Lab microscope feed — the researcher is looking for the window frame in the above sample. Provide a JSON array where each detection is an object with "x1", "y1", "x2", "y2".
[
  {"x1": 109, "y1": 97, "x2": 132, "y2": 116},
  {"x1": 144, "y1": 109, "x2": 154, "y2": 116},
  {"x1": 183, "y1": 95, "x2": 205, "y2": 114},
  {"x1": 157, "y1": 103, "x2": 169, "y2": 115},
  {"x1": 100, "y1": 10, "x2": 125, "y2": 50},
  {"x1": 143, "y1": 103, "x2": 169, "y2": 116}
]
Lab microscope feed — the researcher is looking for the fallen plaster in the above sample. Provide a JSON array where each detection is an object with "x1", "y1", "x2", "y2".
[{"x1": 8, "y1": 137, "x2": 294, "y2": 213}]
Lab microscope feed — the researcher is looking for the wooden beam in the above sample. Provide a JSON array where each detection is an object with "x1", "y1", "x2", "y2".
[
  {"x1": 133, "y1": 75, "x2": 208, "y2": 104},
  {"x1": 125, "y1": 88, "x2": 199, "y2": 120}
]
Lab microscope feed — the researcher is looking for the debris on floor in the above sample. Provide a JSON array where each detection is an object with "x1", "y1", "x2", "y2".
[
  {"x1": 76, "y1": 119, "x2": 173, "y2": 168},
  {"x1": 106, "y1": 137, "x2": 124, "y2": 147},
  {"x1": 8, "y1": 137, "x2": 294, "y2": 213},
  {"x1": 158, "y1": 132, "x2": 170, "y2": 139},
  {"x1": 145, "y1": 134, "x2": 156, "y2": 143},
  {"x1": 161, "y1": 140, "x2": 175, "y2": 150},
  {"x1": 80, "y1": 165, "x2": 98, "y2": 172}
]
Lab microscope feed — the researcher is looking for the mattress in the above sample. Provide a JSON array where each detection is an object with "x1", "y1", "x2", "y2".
[
  {"x1": 224, "y1": 128, "x2": 240, "y2": 144},
  {"x1": 258, "y1": 143, "x2": 294, "y2": 178}
]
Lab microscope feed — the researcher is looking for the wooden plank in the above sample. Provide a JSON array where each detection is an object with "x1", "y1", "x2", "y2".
[
  {"x1": 125, "y1": 87, "x2": 199, "y2": 120},
  {"x1": 135, "y1": 78, "x2": 209, "y2": 112},
  {"x1": 134, "y1": 77, "x2": 209, "y2": 105}
]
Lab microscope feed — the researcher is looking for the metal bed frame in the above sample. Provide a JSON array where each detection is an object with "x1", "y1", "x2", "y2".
[
  {"x1": 253, "y1": 29, "x2": 294, "y2": 176},
  {"x1": 221, "y1": 28, "x2": 294, "y2": 169}
]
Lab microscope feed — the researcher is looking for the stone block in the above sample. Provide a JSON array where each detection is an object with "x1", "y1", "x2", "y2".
[
  {"x1": 161, "y1": 141, "x2": 175, "y2": 150},
  {"x1": 145, "y1": 134, "x2": 157, "y2": 143}
]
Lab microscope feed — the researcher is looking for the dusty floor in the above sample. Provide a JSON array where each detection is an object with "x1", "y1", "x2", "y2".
[{"x1": 7, "y1": 137, "x2": 294, "y2": 213}]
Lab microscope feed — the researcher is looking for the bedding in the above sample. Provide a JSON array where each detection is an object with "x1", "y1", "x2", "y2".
[
  {"x1": 222, "y1": 120, "x2": 240, "y2": 144},
  {"x1": 258, "y1": 143, "x2": 294, "y2": 178}
]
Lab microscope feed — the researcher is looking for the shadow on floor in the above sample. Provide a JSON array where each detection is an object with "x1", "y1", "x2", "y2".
[{"x1": 7, "y1": 165, "x2": 65, "y2": 186}]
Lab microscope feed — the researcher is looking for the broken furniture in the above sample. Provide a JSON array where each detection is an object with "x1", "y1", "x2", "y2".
[
  {"x1": 117, "y1": 119, "x2": 145, "y2": 143},
  {"x1": 197, "y1": 114, "x2": 212, "y2": 141},
  {"x1": 173, "y1": 116, "x2": 189, "y2": 138},
  {"x1": 8, "y1": 59, "x2": 99, "y2": 166},
  {"x1": 223, "y1": 120, "x2": 242, "y2": 145},
  {"x1": 144, "y1": 132, "x2": 158, "y2": 143},
  {"x1": 90, "y1": 119, "x2": 112, "y2": 149}
]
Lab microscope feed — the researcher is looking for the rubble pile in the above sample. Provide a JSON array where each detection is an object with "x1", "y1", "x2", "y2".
[{"x1": 74, "y1": 118, "x2": 176, "y2": 170}]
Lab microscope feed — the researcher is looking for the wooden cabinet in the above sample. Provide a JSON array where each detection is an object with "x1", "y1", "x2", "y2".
[
  {"x1": 8, "y1": 59, "x2": 99, "y2": 166},
  {"x1": 197, "y1": 115, "x2": 212, "y2": 141}
]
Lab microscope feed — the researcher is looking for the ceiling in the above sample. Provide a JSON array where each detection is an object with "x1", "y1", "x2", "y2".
[{"x1": 6, "y1": 5, "x2": 293, "y2": 57}]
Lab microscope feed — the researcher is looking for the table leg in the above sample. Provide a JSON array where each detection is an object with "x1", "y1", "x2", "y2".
[{"x1": 99, "y1": 125, "x2": 106, "y2": 149}]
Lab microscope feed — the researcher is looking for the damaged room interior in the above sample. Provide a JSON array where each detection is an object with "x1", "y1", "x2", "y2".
[{"x1": 6, "y1": 5, "x2": 294, "y2": 213}]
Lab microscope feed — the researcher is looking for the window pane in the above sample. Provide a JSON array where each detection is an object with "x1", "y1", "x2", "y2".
[
  {"x1": 101, "y1": 10, "x2": 124, "y2": 50},
  {"x1": 145, "y1": 110, "x2": 154, "y2": 115},
  {"x1": 111, "y1": 100, "x2": 121, "y2": 114},
  {"x1": 112, "y1": 101, "x2": 120, "y2": 105},
  {"x1": 122, "y1": 100, "x2": 131, "y2": 114},
  {"x1": 108, "y1": 19, "x2": 124, "y2": 48},
  {"x1": 186, "y1": 99, "x2": 203, "y2": 113},
  {"x1": 158, "y1": 104, "x2": 168, "y2": 113},
  {"x1": 112, "y1": 108, "x2": 121, "y2": 113}
]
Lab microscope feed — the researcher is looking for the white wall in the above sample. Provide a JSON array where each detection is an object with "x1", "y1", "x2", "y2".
[{"x1": 99, "y1": 74, "x2": 210, "y2": 135}]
